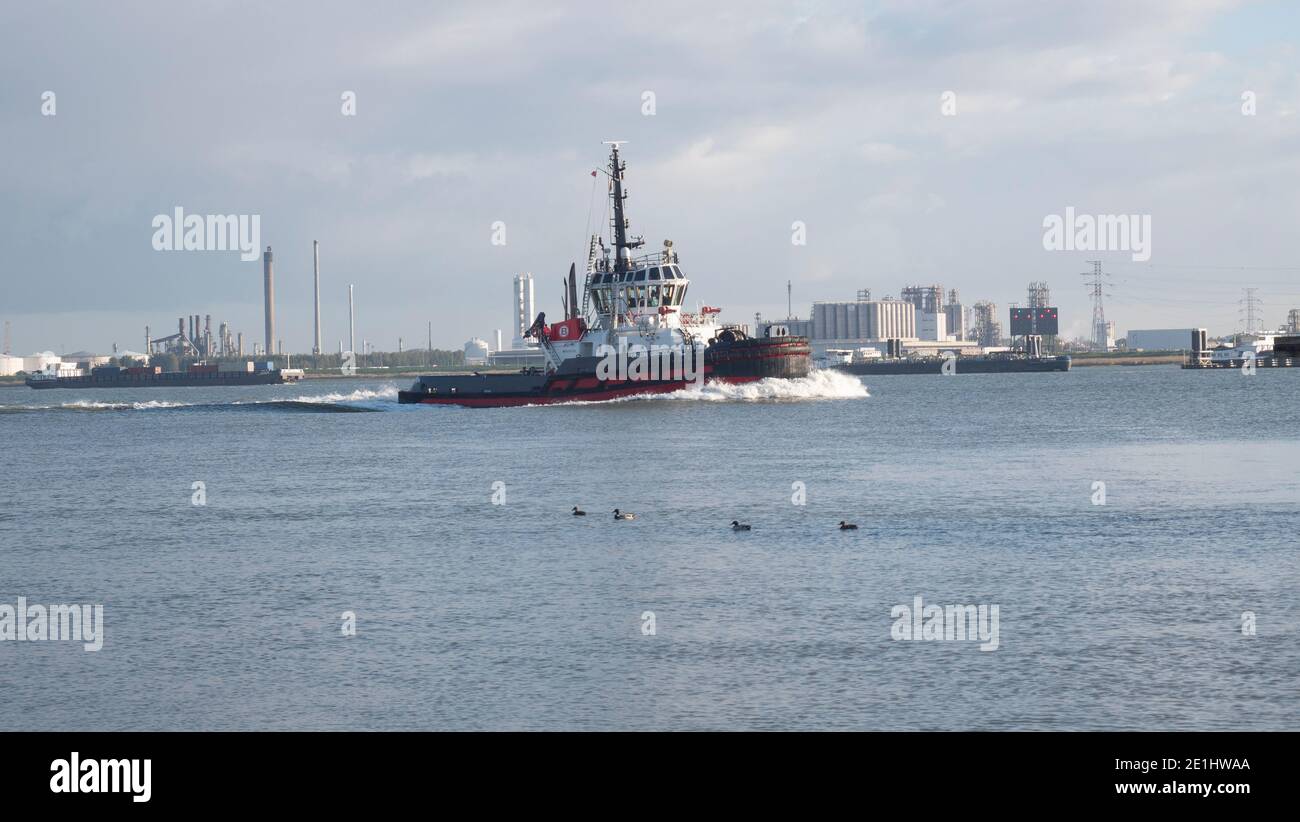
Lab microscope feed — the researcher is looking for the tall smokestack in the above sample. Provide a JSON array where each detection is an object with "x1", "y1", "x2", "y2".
[
  {"x1": 312, "y1": 240, "x2": 322, "y2": 357},
  {"x1": 513, "y1": 273, "x2": 535, "y2": 344},
  {"x1": 263, "y1": 246, "x2": 275, "y2": 358},
  {"x1": 237, "y1": 332, "x2": 243, "y2": 357},
  {"x1": 348, "y1": 284, "x2": 355, "y2": 355}
]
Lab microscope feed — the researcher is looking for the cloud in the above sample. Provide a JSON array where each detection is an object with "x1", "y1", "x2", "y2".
[{"x1": 0, "y1": 0, "x2": 1293, "y2": 352}]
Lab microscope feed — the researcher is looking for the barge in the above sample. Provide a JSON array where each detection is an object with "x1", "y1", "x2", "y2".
[
  {"x1": 835, "y1": 354, "x2": 1071, "y2": 375},
  {"x1": 26, "y1": 361, "x2": 304, "y2": 389}
]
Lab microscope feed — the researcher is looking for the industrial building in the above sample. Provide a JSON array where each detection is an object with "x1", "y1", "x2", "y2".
[
  {"x1": 900, "y1": 284, "x2": 957, "y2": 342},
  {"x1": 1127, "y1": 328, "x2": 1199, "y2": 351},
  {"x1": 758, "y1": 291, "x2": 980, "y2": 359},
  {"x1": 0, "y1": 351, "x2": 112, "y2": 377},
  {"x1": 971, "y1": 301, "x2": 1001, "y2": 347},
  {"x1": 944, "y1": 289, "x2": 966, "y2": 341},
  {"x1": 811, "y1": 298, "x2": 916, "y2": 342}
]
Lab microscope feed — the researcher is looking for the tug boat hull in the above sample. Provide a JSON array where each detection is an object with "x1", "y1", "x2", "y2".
[{"x1": 398, "y1": 337, "x2": 810, "y2": 407}]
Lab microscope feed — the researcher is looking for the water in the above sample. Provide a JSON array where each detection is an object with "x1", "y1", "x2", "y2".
[{"x1": 1, "y1": 366, "x2": 1296, "y2": 730}]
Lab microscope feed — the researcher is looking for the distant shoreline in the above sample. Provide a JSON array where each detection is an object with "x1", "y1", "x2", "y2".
[{"x1": 0, "y1": 356, "x2": 1189, "y2": 387}]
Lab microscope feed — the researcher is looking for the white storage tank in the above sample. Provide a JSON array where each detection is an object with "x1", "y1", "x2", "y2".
[
  {"x1": 23, "y1": 352, "x2": 62, "y2": 373},
  {"x1": 0, "y1": 355, "x2": 24, "y2": 376},
  {"x1": 464, "y1": 338, "x2": 490, "y2": 365}
]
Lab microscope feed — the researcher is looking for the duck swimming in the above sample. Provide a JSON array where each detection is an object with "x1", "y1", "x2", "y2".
[
  {"x1": 838, "y1": 521, "x2": 858, "y2": 530},
  {"x1": 572, "y1": 506, "x2": 587, "y2": 516},
  {"x1": 613, "y1": 509, "x2": 636, "y2": 520},
  {"x1": 730, "y1": 520, "x2": 752, "y2": 531}
]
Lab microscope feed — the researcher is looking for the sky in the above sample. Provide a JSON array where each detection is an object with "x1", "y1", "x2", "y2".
[{"x1": 2, "y1": 0, "x2": 1299, "y2": 354}]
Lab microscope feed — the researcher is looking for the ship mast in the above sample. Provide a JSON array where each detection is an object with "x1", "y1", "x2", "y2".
[{"x1": 606, "y1": 141, "x2": 643, "y2": 275}]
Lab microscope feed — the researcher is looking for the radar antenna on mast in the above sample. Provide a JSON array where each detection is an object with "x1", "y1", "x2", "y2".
[{"x1": 604, "y1": 140, "x2": 644, "y2": 275}]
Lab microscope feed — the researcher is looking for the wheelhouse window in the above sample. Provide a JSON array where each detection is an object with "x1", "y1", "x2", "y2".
[
  {"x1": 648, "y1": 284, "x2": 660, "y2": 307},
  {"x1": 634, "y1": 269, "x2": 647, "y2": 282},
  {"x1": 661, "y1": 284, "x2": 675, "y2": 305},
  {"x1": 649, "y1": 267, "x2": 660, "y2": 280}
]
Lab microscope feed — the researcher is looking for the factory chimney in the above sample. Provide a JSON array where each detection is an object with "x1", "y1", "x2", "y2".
[
  {"x1": 263, "y1": 246, "x2": 276, "y2": 359},
  {"x1": 348, "y1": 284, "x2": 355, "y2": 355},
  {"x1": 513, "y1": 273, "x2": 535, "y2": 346},
  {"x1": 312, "y1": 240, "x2": 322, "y2": 358}
]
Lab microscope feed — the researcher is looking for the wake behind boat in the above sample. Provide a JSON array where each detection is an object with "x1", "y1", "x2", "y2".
[{"x1": 399, "y1": 143, "x2": 810, "y2": 407}]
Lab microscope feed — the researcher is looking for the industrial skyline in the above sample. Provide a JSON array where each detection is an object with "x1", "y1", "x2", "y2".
[{"x1": 3, "y1": 1, "x2": 1300, "y2": 354}]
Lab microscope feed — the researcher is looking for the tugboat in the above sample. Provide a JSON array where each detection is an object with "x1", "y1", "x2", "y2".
[{"x1": 399, "y1": 143, "x2": 810, "y2": 407}]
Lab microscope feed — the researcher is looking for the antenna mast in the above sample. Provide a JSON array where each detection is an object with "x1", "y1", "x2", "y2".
[{"x1": 605, "y1": 141, "x2": 643, "y2": 274}]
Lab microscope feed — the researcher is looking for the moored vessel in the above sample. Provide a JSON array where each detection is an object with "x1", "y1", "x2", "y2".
[
  {"x1": 25, "y1": 361, "x2": 303, "y2": 389},
  {"x1": 835, "y1": 353, "x2": 1070, "y2": 375}
]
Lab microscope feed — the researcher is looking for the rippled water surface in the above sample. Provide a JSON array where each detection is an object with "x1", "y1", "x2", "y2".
[{"x1": 1, "y1": 366, "x2": 1296, "y2": 730}]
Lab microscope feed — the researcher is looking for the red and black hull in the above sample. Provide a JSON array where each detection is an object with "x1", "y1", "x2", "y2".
[{"x1": 398, "y1": 336, "x2": 811, "y2": 407}]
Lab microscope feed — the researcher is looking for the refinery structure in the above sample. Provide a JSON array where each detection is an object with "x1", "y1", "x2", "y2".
[{"x1": 461, "y1": 272, "x2": 546, "y2": 368}]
